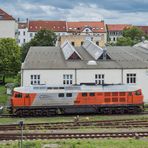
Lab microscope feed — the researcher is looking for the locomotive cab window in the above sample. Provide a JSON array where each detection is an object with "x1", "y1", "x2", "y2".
[
  {"x1": 66, "y1": 93, "x2": 72, "y2": 97},
  {"x1": 82, "y1": 93, "x2": 87, "y2": 97},
  {"x1": 89, "y1": 93, "x2": 95, "y2": 96},
  {"x1": 15, "y1": 93, "x2": 22, "y2": 98},
  {"x1": 135, "y1": 90, "x2": 141, "y2": 96},
  {"x1": 58, "y1": 93, "x2": 64, "y2": 97}
]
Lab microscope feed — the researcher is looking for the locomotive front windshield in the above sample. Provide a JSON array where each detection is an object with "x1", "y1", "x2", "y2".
[{"x1": 14, "y1": 92, "x2": 22, "y2": 98}]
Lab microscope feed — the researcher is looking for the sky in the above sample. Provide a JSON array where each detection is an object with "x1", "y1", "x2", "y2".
[{"x1": 0, "y1": 0, "x2": 148, "y2": 25}]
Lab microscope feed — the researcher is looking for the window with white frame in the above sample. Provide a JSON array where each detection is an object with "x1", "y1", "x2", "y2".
[
  {"x1": 31, "y1": 75, "x2": 40, "y2": 85},
  {"x1": 30, "y1": 33, "x2": 33, "y2": 37},
  {"x1": 127, "y1": 73, "x2": 136, "y2": 84},
  {"x1": 63, "y1": 74, "x2": 73, "y2": 85},
  {"x1": 95, "y1": 74, "x2": 104, "y2": 84}
]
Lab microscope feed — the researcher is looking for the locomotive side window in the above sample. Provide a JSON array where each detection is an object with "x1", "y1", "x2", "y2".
[
  {"x1": 66, "y1": 93, "x2": 72, "y2": 97},
  {"x1": 119, "y1": 92, "x2": 125, "y2": 96},
  {"x1": 120, "y1": 98, "x2": 125, "y2": 102},
  {"x1": 89, "y1": 93, "x2": 95, "y2": 96},
  {"x1": 15, "y1": 93, "x2": 22, "y2": 98},
  {"x1": 112, "y1": 92, "x2": 118, "y2": 96},
  {"x1": 104, "y1": 98, "x2": 110, "y2": 102},
  {"x1": 82, "y1": 93, "x2": 87, "y2": 97},
  {"x1": 59, "y1": 93, "x2": 64, "y2": 97},
  {"x1": 112, "y1": 98, "x2": 118, "y2": 102},
  {"x1": 104, "y1": 92, "x2": 111, "y2": 96}
]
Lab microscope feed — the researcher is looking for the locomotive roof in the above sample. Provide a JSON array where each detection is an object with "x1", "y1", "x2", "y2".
[
  {"x1": 14, "y1": 84, "x2": 139, "y2": 93},
  {"x1": 22, "y1": 45, "x2": 148, "y2": 70}
]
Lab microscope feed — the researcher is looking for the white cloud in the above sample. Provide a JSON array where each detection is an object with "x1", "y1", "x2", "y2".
[{"x1": 0, "y1": 1, "x2": 148, "y2": 25}]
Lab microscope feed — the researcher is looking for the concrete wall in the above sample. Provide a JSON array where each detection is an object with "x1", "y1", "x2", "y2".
[
  {"x1": 22, "y1": 68, "x2": 148, "y2": 102},
  {"x1": 0, "y1": 20, "x2": 17, "y2": 39}
]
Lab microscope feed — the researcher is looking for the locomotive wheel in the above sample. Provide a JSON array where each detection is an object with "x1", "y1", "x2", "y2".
[
  {"x1": 29, "y1": 110, "x2": 35, "y2": 117},
  {"x1": 128, "y1": 107, "x2": 135, "y2": 114},
  {"x1": 101, "y1": 108, "x2": 112, "y2": 114},
  {"x1": 115, "y1": 108, "x2": 124, "y2": 114},
  {"x1": 42, "y1": 110, "x2": 48, "y2": 116},
  {"x1": 16, "y1": 110, "x2": 23, "y2": 117}
]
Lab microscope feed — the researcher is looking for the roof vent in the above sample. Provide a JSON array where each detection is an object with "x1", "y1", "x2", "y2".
[{"x1": 87, "y1": 60, "x2": 97, "y2": 65}]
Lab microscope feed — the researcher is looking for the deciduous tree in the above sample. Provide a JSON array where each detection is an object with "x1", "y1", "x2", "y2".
[
  {"x1": 22, "y1": 29, "x2": 56, "y2": 62},
  {"x1": 0, "y1": 38, "x2": 21, "y2": 75}
]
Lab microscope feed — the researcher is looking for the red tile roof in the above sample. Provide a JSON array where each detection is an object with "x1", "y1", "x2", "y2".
[
  {"x1": 18, "y1": 23, "x2": 28, "y2": 29},
  {"x1": 107, "y1": 24, "x2": 131, "y2": 31},
  {"x1": 136, "y1": 26, "x2": 148, "y2": 34},
  {"x1": 67, "y1": 21, "x2": 106, "y2": 33},
  {"x1": 0, "y1": 8, "x2": 15, "y2": 20},
  {"x1": 28, "y1": 21, "x2": 66, "y2": 32}
]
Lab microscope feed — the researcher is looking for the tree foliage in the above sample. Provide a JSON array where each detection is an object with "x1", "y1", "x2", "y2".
[
  {"x1": 0, "y1": 38, "x2": 21, "y2": 75},
  {"x1": 22, "y1": 29, "x2": 57, "y2": 62},
  {"x1": 116, "y1": 37, "x2": 133, "y2": 46},
  {"x1": 116, "y1": 26, "x2": 146, "y2": 46},
  {"x1": 123, "y1": 26, "x2": 144, "y2": 41}
]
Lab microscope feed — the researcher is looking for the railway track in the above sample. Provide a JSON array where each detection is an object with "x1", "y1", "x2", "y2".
[
  {"x1": 1, "y1": 119, "x2": 148, "y2": 131},
  {"x1": 0, "y1": 131, "x2": 148, "y2": 140}
]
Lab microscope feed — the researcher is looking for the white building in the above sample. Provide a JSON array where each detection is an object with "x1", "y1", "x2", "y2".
[
  {"x1": 0, "y1": 8, "x2": 18, "y2": 39},
  {"x1": 107, "y1": 24, "x2": 131, "y2": 43},
  {"x1": 18, "y1": 22, "x2": 28, "y2": 46},
  {"x1": 18, "y1": 20, "x2": 67, "y2": 46},
  {"x1": 21, "y1": 40, "x2": 148, "y2": 103}
]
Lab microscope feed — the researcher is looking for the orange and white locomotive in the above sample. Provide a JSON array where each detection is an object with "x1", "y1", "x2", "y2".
[{"x1": 10, "y1": 84, "x2": 144, "y2": 116}]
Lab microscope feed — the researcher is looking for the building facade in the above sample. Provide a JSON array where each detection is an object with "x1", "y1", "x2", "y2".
[
  {"x1": 22, "y1": 40, "x2": 148, "y2": 103},
  {"x1": 18, "y1": 20, "x2": 107, "y2": 47},
  {"x1": 18, "y1": 22, "x2": 28, "y2": 46},
  {"x1": 60, "y1": 21, "x2": 107, "y2": 47},
  {"x1": 107, "y1": 24, "x2": 131, "y2": 43},
  {"x1": 0, "y1": 8, "x2": 18, "y2": 39}
]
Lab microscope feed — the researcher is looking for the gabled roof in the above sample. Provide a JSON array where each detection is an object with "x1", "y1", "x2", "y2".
[
  {"x1": 107, "y1": 24, "x2": 131, "y2": 31},
  {"x1": 0, "y1": 8, "x2": 15, "y2": 20},
  {"x1": 61, "y1": 41, "x2": 82, "y2": 60},
  {"x1": 67, "y1": 21, "x2": 106, "y2": 33},
  {"x1": 18, "y1": 22, "x2": 28, "y2": 29},
  {"x1": 82, "y1": 40, "x2": 105, "y2": 60},
  {"x1": 28, "y1": 20, "x2": 66, "y2": 32},
  {"x1": 22, "y1": 46, "x2": 148, "y2": 70}
]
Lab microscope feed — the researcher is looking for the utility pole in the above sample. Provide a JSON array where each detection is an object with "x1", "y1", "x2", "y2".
[{"x1": 19, "y1": 121, "x2": 23, "y2": 148}]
